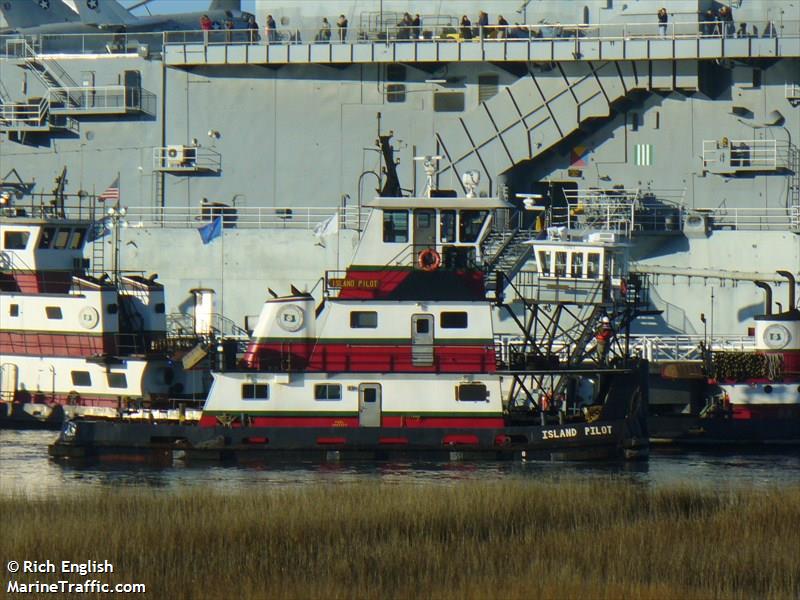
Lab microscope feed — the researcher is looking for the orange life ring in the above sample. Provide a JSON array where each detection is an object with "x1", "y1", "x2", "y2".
[{"x1": 418, "y1": 248, "x2": 441, "y2": 271}]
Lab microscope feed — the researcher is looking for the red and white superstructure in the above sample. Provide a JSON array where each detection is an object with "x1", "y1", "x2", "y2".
[
  {"x1": 714, "y1": 273, "x2": 800, "y2": 420},
  {"x1": 202, "y1": 194, "x2": 509, "y2": 431},
  {"x1": 0, "y1": 190, "x2": 202, "y2": 424}
]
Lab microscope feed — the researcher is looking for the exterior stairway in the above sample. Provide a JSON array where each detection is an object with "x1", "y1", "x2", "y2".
[
  {"x1": 435, "y1": 60, "x2": 697, "y2": 192},
  {"x1": 482, "y1": 226, "x2": 538, "y2": 294}
]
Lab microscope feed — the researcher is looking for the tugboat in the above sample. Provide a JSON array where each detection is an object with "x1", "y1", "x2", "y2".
[
  {"x1": 50, "y1": 144, "x2": 649, "y2": 462},
  {"x1": 650, "y1": 272, "x2": 800, "y2": 445},
  {"x1": 0, "y1": 170, "x2": 207, "y2": 428}
]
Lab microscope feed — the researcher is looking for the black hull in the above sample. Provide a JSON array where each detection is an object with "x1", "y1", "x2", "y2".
[
  {"x1": 649, "y1": 415, "x2": 800, "y2": 446},
  {"x1": 49, "y1": 419, "x2": 649, "y2": 462},
  {"x1": 0, "y1": 403, "x2": 64, "y2": 430}
]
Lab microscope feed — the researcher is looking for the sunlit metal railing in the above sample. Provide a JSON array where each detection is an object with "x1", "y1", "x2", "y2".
[
  {"x1": 122, "y1": 205, "x2": 370, "y2": 231},
  {"x1": 0, "y1": 19, "x2": 795, "y2": 60},
  {"x1": 0, "y1": 98, "x2": 49, "y2": 130},
  {"x1": 627, "y1": 334, "x2": 755, "y2": 362}
]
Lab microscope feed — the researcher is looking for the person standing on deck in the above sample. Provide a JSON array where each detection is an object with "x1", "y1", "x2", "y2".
[
  {"x1": 337, "y1": 14, "x2": 349, "y2": 42},
  {"x1": 595, "y1": 316, "x2": 614, "y2": 365},
  {"x1": 265, "y1": 14, "x2": 277, "y2": 44},
  {"x1": 657, "y1": 8, "x2": 668, "y2": 37},
  {"x1": 460, "y1": 15, "x2": 472, "y2": 40},
  {"x1": 497, "y1": 15, "x2": 509, "y2": 39}
]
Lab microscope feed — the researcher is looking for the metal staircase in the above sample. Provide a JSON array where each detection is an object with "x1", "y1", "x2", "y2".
[
  {"x1": 789, "y1": 144, "x2": 800, "y2": 231},
  {"x1": 435, "y1": 60, "x2": 696, "y2": 192}
]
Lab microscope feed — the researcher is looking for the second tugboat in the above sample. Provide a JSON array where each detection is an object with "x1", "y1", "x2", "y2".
[{"x1": 51, "y1": 141, "x2": 649, "y2": 461}]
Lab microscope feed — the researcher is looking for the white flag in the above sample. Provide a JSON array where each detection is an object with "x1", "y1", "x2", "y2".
[{"x1": 313, "y1": 212, "x2": 339, "y2": 239}]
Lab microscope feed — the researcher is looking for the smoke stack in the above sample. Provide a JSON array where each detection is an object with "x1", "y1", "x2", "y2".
[
  {"x1": 776, "y1": 271, "x2": 796, "y2": 311},
  {"x1": 754, "y1": 281, "x2": 772, "y2": 316}
]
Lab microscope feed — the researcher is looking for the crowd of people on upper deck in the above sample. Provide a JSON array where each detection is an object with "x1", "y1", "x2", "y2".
[{"x1": 195, "y1": 7, "x2": 783, "y2": 46}]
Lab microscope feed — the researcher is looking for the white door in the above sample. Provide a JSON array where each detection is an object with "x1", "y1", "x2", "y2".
[
  {"x1": 358, "y1": 383, "x2": 382, "y2": 427},
  {"x1": 411, "y1": 314, "x2": 434, "y2": 366}
]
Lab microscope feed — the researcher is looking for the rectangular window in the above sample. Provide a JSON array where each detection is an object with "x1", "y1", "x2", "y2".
[
  {"x1": 538, "y1": 250, "x2": 552, "y2": 276},
  {"x1": 71, "y1": 371, "x2": 92, "y2": 387},
  {"x1": 107, "y1": 303, "x2": 118, "y2": 314},
  {"x1": 456, "y1": 383, "x2": 488, "y2": 401},
  {"x1": 439, "y1": 210, "x2": 456, "y2": 243},
  {"x1": 587, "y1": 253, "x2": 601, "y2": 279},
  {"x1": 571, "y1": 253, "x2": 585, "y2": 278},
  {"x1": 555, "y1": 251, "x2": 567, "y2": 277},
  {"x1": 314, "y1": 384, "x2": 342, "y2": 401},
  {"x1": 3, "y1": 231, "x2": 30, "y2": 250},
  {"x1": 45, "y1": 306, "x2": 63, "y2": 319},
  {"x1": 9, "y1": 304, "x2": 19, "y2": 317},
  {"x1": 459, "y1": 211, "x2": 488, "y2": 243},
  {"x1": 350, "y1": 311, "x2": 378, "y2": 328},
  {"x1": 241, "y1": 383, "x2": 269, "y2": 400},
  {"x1": 155, "y1": 302, "x2": 165, "y2": 314},
  {"x1": 441, "y1": 311, "x2": 468, "y2": 328},
  {"x1": 69, "y1": 228, "x2": 86, "y2": 250},
  {"x1": 53, "y1": 229, "x2": 70, "y2": 249},
  {"x1": 415, "y1": 318, "x2": 430, "y2": 334},
  {"x1": 107, "y1": 372, "x2": 127, "y2": 389},
  {"x1": 386, "y1": 83, "x2": 406, "y2": 103},
  {"x1": 383, "y1": 210, "x2": 409, "y2": 243},
  {"x1": 39, "y1": 227, "x2": 55, "y2": 249},
  {"x1": 434, "y1": 92, "x2": 465, "y2": 112}
]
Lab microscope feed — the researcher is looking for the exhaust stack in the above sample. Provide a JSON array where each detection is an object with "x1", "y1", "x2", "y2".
[
  {"x1": 776, "y1": 270, "x2": 797, "y2": 311},
  {"x1": 754, "y1": 281, "x2": 773, "y2": 316}
]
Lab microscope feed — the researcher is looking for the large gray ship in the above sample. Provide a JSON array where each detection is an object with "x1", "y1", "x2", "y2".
[{"x1": 1, "y1": 0, "x2": 798, "y2": 429}]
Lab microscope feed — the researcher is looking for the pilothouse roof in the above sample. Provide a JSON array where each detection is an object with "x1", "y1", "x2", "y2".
[{"x1": 365, "y1": 196, "x2": 511, "y2": 211}]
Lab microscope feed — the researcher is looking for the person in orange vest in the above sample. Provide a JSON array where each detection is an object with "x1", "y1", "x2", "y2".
[{"x1": 595, "y1": 316, "x2": 614, "y2": 365}]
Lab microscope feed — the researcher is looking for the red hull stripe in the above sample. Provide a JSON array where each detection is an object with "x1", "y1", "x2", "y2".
[
  {"x1": 1, "y1": 331, "x2": 115, "y2": 357},
  {"x1": 199, "y1": 415, "x2": 505, "y2": 428},
  {"x1": 731, "y1": 405, "x2": 800, "y2": 419},
  {"x1": 243, "y1": 342, "x2": 497, "y2": 373}
]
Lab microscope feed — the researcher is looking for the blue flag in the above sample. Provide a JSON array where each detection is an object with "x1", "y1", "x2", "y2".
[
  {"x1": 86, "y1": 217, "x2": 111, "y2": 242},
  {"x1": 198, "y1": 217, "x2": 222, "y2": 244}
]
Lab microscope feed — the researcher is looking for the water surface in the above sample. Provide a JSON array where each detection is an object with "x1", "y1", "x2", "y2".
[{"x1": 2, "y1": 430, "x2": 799, "y2": 498}]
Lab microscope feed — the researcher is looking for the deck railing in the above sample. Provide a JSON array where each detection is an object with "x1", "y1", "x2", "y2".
[{"x1": 0, "y1": 19, "x2": 796, "y2": 58}]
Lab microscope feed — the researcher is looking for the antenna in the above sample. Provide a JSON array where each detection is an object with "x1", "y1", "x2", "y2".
[{"x1": 413, "y1": 155, "x2": 442, "y2": 197}]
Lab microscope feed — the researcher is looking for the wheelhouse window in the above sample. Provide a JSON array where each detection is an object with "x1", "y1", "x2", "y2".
[
  {"x1": 571, "y1": 253, "x2": 585, "y2": 278},
  {"x1": 587, "y1": 253, "x2": 601, "y2": 279},
  {"x1": 555, "y1": 251, "x2": 567, "y2": 277},
  {"x1": 69, "y1": 228, "x2": 87, "y2": 250},
  {"x1": 439, "y1": 210, "x2": 456, "y2": 243},
  {"x1": 314, "y1": 384, "x2": 342, "y2": 401},
  {"x1": 456, "y1": 383, "x2": 488, "y2": 401},
  {"x1": 53, "y1": 229, "x2": 70, "y2": 249},
  {"x1": 383, "y1": 210, "x2": 409, "y2": 243},
  {"x1": 351, "y1": 311, "x2": 378, "y2": 328},
  {"x1": 38, "y1": 227, "x2": 55, "y2": 249},
  {"x1": 242, "y1": 383, "x2": 269, "y2": 400},
  {"x1": 441, "y1": 311, "x2": 468, "y2": 328},
  {"x1": 45, "y1": 306, "x2": 63, "y2": 319},
  {"x1": 107, "y1": 373, "x2": 127, "y2": 389},
  {"x1": 3, "y1": 231, "x2": 30, "y2": 250},
  {"x1": 538, "y1": 251, "x2": 551, "y2": 276},
  {"x1": 71, "y1": 371, "x2": 92, "y2": 387},
  {"x1": 459, "y1": 211, "x2": 488, "y2": 243}
]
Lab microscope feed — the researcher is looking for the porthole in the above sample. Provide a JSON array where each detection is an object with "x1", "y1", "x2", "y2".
[{"x1": 764, "y1": 385, "x2": 773, "y2": 394}]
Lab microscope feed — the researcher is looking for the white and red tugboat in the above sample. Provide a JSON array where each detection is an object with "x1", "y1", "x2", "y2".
[
  {"x1": 50, "y1": 145, "x2": 649, "y2": 462},
  {"x1": 650, "y1": 272, "x2": 800, "y2": 444},
  {"x1": 0, "y1": 173, "x2": 206, "y2": 428}
]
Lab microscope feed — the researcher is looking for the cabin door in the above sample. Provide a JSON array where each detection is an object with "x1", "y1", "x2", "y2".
[
  {"x1": 358, "y1": 383, "x2": 382, "y2": 427},
  {"x1": 411, "y1": 314, "x2": 434, "y2": 366},
  {"x1": 0, "y1": 363, "x2": 18, "y2": 402},
  {"x1": 414, "y1": 209, "x2": 436, "y2": 254}
]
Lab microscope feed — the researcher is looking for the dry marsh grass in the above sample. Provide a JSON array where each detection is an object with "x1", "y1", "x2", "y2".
[{"x1": 2, "y1": 480, "x2": 799, "y2": 599}]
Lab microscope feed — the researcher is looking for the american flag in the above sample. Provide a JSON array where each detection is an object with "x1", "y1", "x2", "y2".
[{"x1": 98, "y1": 175, "x2": 120, "y2": 202}]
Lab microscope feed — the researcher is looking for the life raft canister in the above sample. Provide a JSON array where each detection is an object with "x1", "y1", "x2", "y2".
[{"x1": 417, "y1": 248, "x2": 441, "y2": 271}]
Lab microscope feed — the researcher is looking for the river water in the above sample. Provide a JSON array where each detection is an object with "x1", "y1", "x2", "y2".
[{"x1": 2, "y1": 430, "x2": 799, "y2": 497}]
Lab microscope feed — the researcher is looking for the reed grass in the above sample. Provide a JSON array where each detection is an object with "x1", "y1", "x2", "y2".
[{"x1": 2, "y1": 480, "x2": 799, "y2": 599}]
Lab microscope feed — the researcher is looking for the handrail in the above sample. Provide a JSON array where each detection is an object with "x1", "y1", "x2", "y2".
[
  {"x1": 0, "y1": 18, "x2": 795, "y2": 59},
  {"x1": 122, "y1": 205, "x2": 369, "y2": 231}
]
